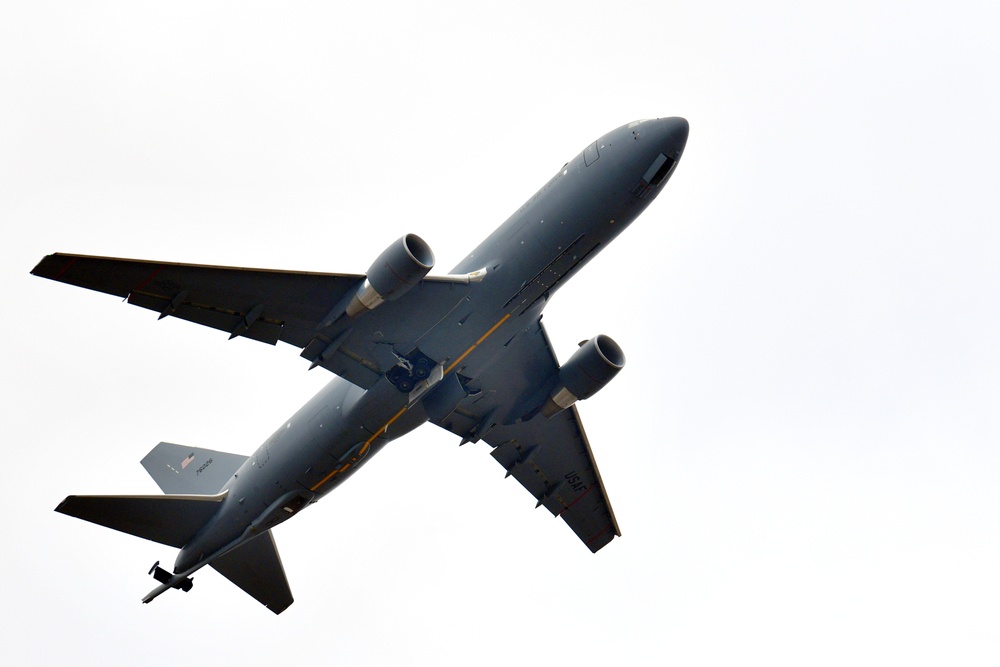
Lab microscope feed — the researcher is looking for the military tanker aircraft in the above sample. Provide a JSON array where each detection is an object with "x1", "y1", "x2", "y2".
[{"x1": 33, "y1": 117, "x2": 689, "y2": 613}]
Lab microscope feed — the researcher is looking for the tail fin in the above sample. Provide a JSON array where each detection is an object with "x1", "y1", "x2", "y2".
[
  {"x1": 54, "y1": 493, "x2": 226, "y2": 548},
  {"x1": 141, "y1": 442, "x2": 248, "y2": 495},
  {"x1": 211, "y1": 532, "x2": 294, "y2": 614}
]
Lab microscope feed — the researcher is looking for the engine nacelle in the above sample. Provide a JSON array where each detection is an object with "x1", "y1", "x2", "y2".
[
  {"x1": 346, "y1": 234, "x2": 435, "y2": 318},
  {"x1": 542, "y1": 335, "x2": 625, "y2": 417}
]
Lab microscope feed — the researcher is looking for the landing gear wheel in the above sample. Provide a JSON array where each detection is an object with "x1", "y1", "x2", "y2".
[{"x1": 413, "y1": 357, "x2": 431, "y2": 379}]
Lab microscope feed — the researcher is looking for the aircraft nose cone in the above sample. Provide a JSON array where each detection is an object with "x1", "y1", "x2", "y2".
[{"x1": 658, "y1": 116, "x2": 689, "y2": 159}]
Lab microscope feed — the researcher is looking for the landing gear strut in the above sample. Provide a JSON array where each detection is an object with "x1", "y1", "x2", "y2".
[{"x1": 386, "y1": 349, "x2": 437, "y2": 393}]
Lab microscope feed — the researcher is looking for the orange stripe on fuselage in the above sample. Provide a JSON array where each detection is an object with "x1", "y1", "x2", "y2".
[
  {"x1": 444, "y1": 313, "x2": 510, "y2": 375},
  {"x1": 309, "y1": 312, "x2": 512, "y2": 492}
]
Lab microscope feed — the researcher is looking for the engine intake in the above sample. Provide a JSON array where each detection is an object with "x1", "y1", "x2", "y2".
[
  {"x1": 346, "y1": 234, "x2": 435, "y2": 318},
  {"x1": 542, "y1": 335, "x2": 625, "y2": 417}
]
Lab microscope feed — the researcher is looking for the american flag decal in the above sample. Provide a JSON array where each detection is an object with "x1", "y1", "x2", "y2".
[{"x1": 180, "y1": 453, "x2": 196, "y2": 470}]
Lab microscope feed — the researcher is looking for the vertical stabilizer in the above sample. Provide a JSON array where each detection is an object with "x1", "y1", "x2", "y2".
[{"x1": 141, "y1": 442, "x2": 248, "y2": 495}]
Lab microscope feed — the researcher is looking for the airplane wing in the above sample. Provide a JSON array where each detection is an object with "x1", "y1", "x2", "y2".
[
  {"x1": 428, "y1": 316, "x2": 621, "y2": 552},
  {"x1": 31, "y1": 253, "x2": 472, "y2": 389}
]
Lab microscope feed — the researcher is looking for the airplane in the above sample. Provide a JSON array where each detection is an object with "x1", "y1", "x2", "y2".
[{"x1": 32, "y1": 117, "x2": 689, "y2": 614}]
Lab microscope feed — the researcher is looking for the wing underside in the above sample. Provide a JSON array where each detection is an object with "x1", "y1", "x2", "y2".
[
  {"x1": 429, "y1": 316, "x2": 620, "y2": 552},
  {"x1": 31, "y1": 252, "x2": 471, "y2": 389},
  {"x1": 486, "y1": 406, "x2": 621, "y2": 552}
]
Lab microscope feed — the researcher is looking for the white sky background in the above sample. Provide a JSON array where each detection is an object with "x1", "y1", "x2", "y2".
[{"x1": 3, "y1": 1, "x2": 999, "y2": 664}]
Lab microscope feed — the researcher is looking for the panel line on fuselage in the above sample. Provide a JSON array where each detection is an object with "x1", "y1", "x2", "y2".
[{"x1": 307, "y1": 406, "x2": 408, "y2": 492}]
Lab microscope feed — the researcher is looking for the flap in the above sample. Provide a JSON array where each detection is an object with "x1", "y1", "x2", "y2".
[{"x1": 429, "y1": 317, "x2": 620, "y2": 552}]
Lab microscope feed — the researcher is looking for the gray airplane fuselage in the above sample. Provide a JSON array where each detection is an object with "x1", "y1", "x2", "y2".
[{"x1": 175, "y1": 118, "x2": 688, "y2": 572}]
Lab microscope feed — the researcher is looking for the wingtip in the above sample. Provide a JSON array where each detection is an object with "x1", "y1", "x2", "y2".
[
  {"x1": 53, "y1": 496, "x2": 74, "y2": 514},
  {"x1": 30, "y1": 254, "x2": 54, "y2": 277},
  {"x1": 267, "y1": 598, "x2": 294, "y2": 615},
  {"x1": 30, "y1": 253, "x2": 74, "y2": 280}
]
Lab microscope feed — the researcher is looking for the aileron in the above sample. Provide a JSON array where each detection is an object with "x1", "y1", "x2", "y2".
[{"x1": 485, "y1": 406, "x2": 620, "y2": 552}]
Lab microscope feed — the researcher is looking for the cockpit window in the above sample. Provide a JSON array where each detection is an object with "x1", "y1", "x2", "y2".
[
  {"x1": 645, "y1": 153, "x2": 676, "y2": 186},
  {"x1": 631, "y1": 153, "x2": 677, "y2": 199}
]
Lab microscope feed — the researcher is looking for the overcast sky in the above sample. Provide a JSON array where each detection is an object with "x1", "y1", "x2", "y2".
[{"x1": 3, "y1": 2, "x2": 999, "y2": 665}]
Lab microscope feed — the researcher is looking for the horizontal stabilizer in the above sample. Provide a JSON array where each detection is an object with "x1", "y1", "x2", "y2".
[
  {"x1": 55, "y1": 493, "x2": 226, "y2": 548},
  {"x1": 141, "y1": 442, "x2": 247, "y2": 495},
  {"x1": 211, "y1": 532, "x2": 293, "y2": 614}
]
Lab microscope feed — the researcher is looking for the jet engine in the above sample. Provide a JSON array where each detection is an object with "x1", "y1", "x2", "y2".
[
  {"x1": 345, "y1": 234, "x2": 435, "y2": 318},
  {"x1": 542, "y1": 335, "x2": 625, "y2": 417}
]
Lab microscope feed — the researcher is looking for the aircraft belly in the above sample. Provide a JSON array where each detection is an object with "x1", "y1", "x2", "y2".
[
  {"x1": 259, "y1": 377, "x2": 423, "y2": 496},
  {"x1": 229, "y1": 170, "x2": 642, "y2": 504}
]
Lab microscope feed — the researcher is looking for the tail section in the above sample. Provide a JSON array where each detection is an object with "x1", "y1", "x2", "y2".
[
  {"x1": 56, "y1": 441, "x2": 296, "y2": 613},
  {"x1": 54, "y1": 493, "x2": 226, "y2": 548},
  {"x1": 211, "y1": 532, "x2": 294, "y2": 614},
  {"x1": 141, "y1": 442, "x2": 248, "y2": 495}
]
